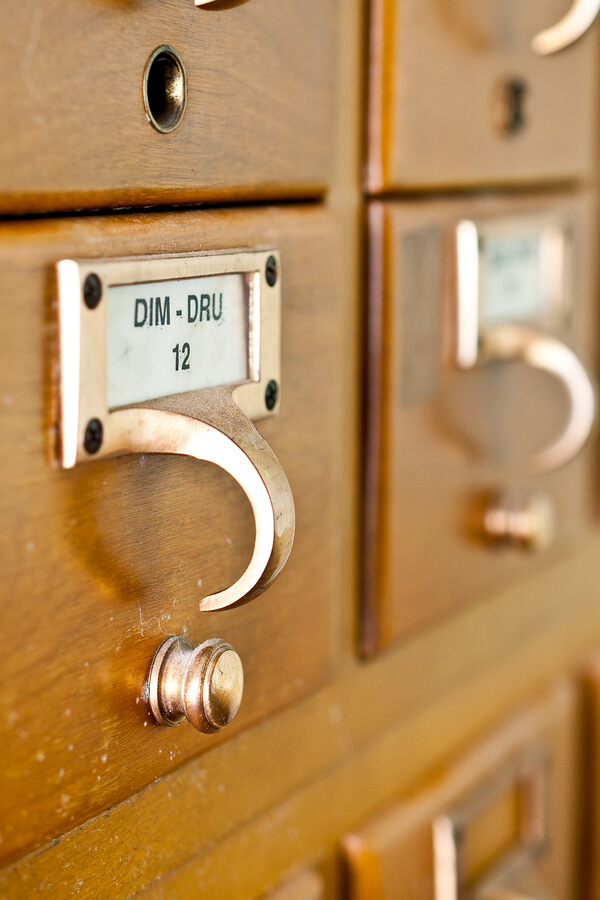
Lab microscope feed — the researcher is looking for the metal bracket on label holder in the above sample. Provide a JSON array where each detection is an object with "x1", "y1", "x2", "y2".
[
  {"x1": 531, "y1": 0, "x2": 600, "y2": 55},
  {"x1": 56, "y1": 248, "x2": 294, "y2": 612}
]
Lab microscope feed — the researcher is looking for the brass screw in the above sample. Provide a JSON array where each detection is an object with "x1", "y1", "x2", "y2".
[
  {"x1": 265, "y1": 255, "x2": 278, "y2": 287},
  {"x1": 265, "y1": 380, "x2": 278, "y2": 411},
  {"x1": 84, "y1": 418, "x2": 103, "y2": 454},
  {"x1": 83, "y1": 273, "x2": 102, "y2": 309}
]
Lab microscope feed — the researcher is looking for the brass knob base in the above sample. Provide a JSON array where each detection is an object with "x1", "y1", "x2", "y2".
[
  {"x1": 482, "y1": 490, "x2": 555, "y2": 552},
  {"x1": 148, "y1": 636, "x2": 244, "y2": 733}
]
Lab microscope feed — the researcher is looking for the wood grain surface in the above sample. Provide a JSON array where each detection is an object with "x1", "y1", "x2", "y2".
[
  {"x1": 0, "y1": 0, "x2": 336, "y2": 213},
  {"x1": 364, "y1": 191, "x2": 599, "y2": 653},
  {"x1": 0, "y1": 204, "x2": 344, "y2": 865},
  {"x1": 367, "y1": 0, "x2": 598, "y2": 191},
  {"x1": 4, "y1": 532, "x2": 600, "y2": 898}
]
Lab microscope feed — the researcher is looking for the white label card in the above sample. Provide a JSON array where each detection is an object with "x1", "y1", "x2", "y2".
[
  {"x1": 107, "y1": 272, "x2": 250, "y2": 408},
  {"x1": 481, "y1": 232, "x2": 543, "y2": 326}
]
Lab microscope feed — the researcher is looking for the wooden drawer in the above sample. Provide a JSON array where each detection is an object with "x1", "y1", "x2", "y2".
[
  {"x1": 0, "y1": 205, "x2": 344, "y2": 865},
  {"x1": 342, "y1": 680, "x2": 581, "y2": 899},
  {"x1": 0, "y1": 0, "x2": 336, "y2": 213},
  {"x1": 367, "y1": 0, "x2": 597, "y2": 191},
  {"x1": 364, "y1": 192, "x2": 597, "y2": 654}
]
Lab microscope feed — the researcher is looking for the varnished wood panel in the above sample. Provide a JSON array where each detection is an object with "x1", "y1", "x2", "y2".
[
  {"x1": 4, "y1": 534, "x2": 600, "y2": 899},
  {"x1": 259, "y1": 870, "x2": 324, "y2": 900},
  {"x1": 367, "y1": 0, "x2": 598, "y2": 191},
  {"x1": 364, "y1": 192, "x2": 598, "y2": 653},
  {"x1": 0, "y1": 0, "x2": 336, "y2": 213},
  {"x1": 341, "y1": 680, "x2": 581, "y2": 899},
  {"x1": 0, "y1": 205, "x2": 344, "y2": 865}
]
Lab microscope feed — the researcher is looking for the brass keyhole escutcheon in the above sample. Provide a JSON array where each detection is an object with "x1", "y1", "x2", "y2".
[{"x1": 143, "y1": 46, "x2": 187, "y2": 134}]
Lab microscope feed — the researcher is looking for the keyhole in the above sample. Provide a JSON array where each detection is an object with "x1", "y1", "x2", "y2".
[{"x1": 492, "y1": 76, "x2": 531, "y2": 136}]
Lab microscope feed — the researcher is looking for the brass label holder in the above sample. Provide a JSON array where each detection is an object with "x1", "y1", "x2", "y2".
[{"x1": 56, "y1": 247, "x2": 294, "y2": 611}]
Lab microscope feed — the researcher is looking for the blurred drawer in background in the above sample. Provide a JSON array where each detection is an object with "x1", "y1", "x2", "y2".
[
  {"x1": 364, "y1": 192, "x2": 597, "y2": 654},
  {"x1": 367, "y1": 0, "x2": 597, "y2": 192},
  {"x1": 0, "y1": 204, "x2": 345, "y2": 864},
  {"x1": 342, "y1": 679, "x2": 581, "y2": 899},
  {"x1": 1, "y1": 0, "x2": 336, "y2": 213}
]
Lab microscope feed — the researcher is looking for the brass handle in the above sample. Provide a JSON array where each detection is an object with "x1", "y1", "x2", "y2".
[
  {"x1": 531, "y1": 0, "x2": 600, "y2": 54},
  {"x1": 194, "y1": 0, "x2": 251, "y2": 7},
  {"x1": 480, "y1": 325, "x2": 595, "y2": 472},
  {"x1": 108, "y1": 395, "x2": 295, "y2": 612},
  {"x1": 148, "y1": 635, "x2": 244, "y2": 732}
]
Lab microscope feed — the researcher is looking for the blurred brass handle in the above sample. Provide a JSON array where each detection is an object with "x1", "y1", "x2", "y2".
[
  {"x1": 108, "y1": 397, "x2": 295, "y2": 611},
  {"x1": 476, "y1": 861, "x2": 555, "y2": 900},
  {"x1": 194, "y1": 0, "x2": 251, "y2": 7},
  {"x1": 481, "y1": 325, "x2": 595, "y2": 472},
  {"x1": 531, "y1": 0, "x2": 600, "y2": 54}
]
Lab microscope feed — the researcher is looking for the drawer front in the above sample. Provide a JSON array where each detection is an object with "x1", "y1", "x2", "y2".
[
  {"x1": 1, "y1": 0, "x2": 336, "y2": 213},
  {"x1": 257, "y1": 871, "x2": 324, "y2": 900},
  {"x1": 364, "y1": 192, "x2": 597, "y2": 653},
  {"x1": 0, "y1": 205, "x2": 344, "y2": 864},
  {"x1": 342, "y1": 680, "x2": 580, "y2": 899},
  {"x1": 367, "y1": 0, "x2": 597, "y2": 191}
]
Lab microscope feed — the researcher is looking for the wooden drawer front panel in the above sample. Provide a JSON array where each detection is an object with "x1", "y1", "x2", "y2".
[
  {"x1": 0, "y1": 0, "x2": 336, "y2": 213},
  {"x1": 367, "y1": 0, "x2": 597, "y2": 191},
  {"x1": 364, "y1": 193, "x2": 597, "y2": 653},
  {"x1": 0, "y1": 206, "x2": 344, "y2": 864},
  {"x1": 258, "y1": 870, "x2": 324, "y2": 900},
  {"x1": 342, "y1": 680, "x2": 581, "y2": 899}
]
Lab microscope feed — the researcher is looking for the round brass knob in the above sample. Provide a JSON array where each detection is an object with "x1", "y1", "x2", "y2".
[
  {"x1": 148, "y1": 636, "x2": 244, "y2": 733},
  {"x1": 482, "y1": 490, "x2": 555, "y2": 552}
]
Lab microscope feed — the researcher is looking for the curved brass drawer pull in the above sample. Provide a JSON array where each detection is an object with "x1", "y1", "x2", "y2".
[
  {"x1": 531, "y1": 0, "x2": 600, "y2": 54},
  {"x1": 108, "y1": 401, "x2": 294, "y2": 611},
  {"x1": 480, "y1": 325, "x2": 595, "y2": 472}
]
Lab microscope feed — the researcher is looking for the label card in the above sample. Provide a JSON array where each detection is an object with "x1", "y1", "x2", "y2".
[
  {"x1": 481, "y1": 231, "x2": 543, "y2": 326},
  {"x1": 107, "y1": 272, "x2": 250, "y2": 408}
]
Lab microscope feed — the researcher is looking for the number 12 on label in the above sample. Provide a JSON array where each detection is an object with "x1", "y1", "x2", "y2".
[{"x1": 173, "y1": 343, "x2": 191, "y2": 371}]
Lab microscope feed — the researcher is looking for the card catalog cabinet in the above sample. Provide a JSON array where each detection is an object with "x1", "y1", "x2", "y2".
[
  {"x1": 0, "y1": 204, "x2": 344, "y2": 865},
  {"x1": 0, "y1": 0, "x2": 336, "y2": 213},
  {"x1": 342, "y1": 680, "x2": 581, "y2": 899},
  {"x1": 364, "y1": 192, "x2": 597, "y2": 653},
  {"x1": 367, "y1": 0, "x2": 598, "y2": 191}
]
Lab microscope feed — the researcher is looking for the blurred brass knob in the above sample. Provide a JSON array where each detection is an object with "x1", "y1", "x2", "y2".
[
  {"x1": 148, "y1": 635, "x2": 244, "y2": 733},
  {"x1": 482, "y1": 490, "x2": 555, "y2": 552}
]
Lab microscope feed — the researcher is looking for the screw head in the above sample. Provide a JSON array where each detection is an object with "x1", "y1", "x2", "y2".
[
  {"x1": 83, "y1": 273, "x2": 102, "y2": 310},
  {"x1": 84, "y1": 418, "x2": 103, "y2": 454},
  {"x1": 265, "y1": 255, "x2": 278, "y2": 287},
  {"x1": 265, "y1": 379, "x2": 278, "y2": 411}
]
